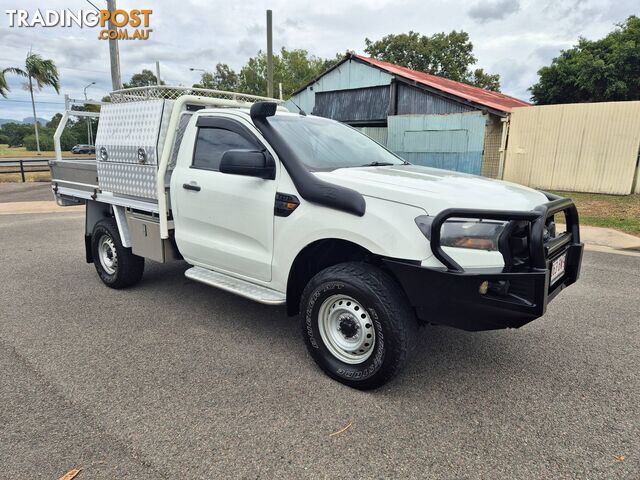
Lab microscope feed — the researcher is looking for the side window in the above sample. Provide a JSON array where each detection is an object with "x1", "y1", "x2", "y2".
[{"x1": 192, "y1": 127, "x2": 256, "y2": 171}]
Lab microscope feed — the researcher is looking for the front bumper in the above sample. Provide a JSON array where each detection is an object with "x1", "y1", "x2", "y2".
[{"x1": 383, "y1": 193, "x2": 584, "y2": 331}]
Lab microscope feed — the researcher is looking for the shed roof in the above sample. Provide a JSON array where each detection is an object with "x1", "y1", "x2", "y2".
[
  {"x1": 354, "y1": 55, "x2": 530, "y2": 113},
  {"x1": 293, "y1": 53, "x2": 531, "y2": 114}
]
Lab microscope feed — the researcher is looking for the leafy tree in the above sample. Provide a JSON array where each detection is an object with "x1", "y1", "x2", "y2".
[
  {"x1": 46, "y1": 113, "x2": 63, "y2": 130},
  {"x1": 467, "y1": 68, "x2": 501, "y2": 91},
  {"x1": 0, "y1": 122, "x2": 34, "y2": 147},
  {"x1": 364, "y1": 30, "x2": 501, "y2": 91},
  {"x1": 60, "y1": 129, "x2": 79, "y2": 150},
  {"x1": 322, "y1": 53, "x2": 346, "y2": 71},
  {"x1": 189, "y1": 51, "x2": 339, "y2": 99},
  {"x1": 193, "y1": 63, "x2": 240, "y2": 91},
  {"x1": 3, "y1": 52, "x2": 60, "y2": 153},
  {"x1": 124, "y1": 69, "x2": 164, "y2": 88},
  {"x1": 278, "y1": 48, "x2": 336, "y2": 95},
  {"x1": 239, "y1": 48, "x2": 337, "y2": 98},
  {"x1": 41, "y1": 109, "x2": 98, "y2": 146},
  {"x1": 24, "y1": 127, "x2": 77, "y2": 151},
  {"x1": 69, "y1": 103, "x2": 100, "y2": 144},
  {"x1": 238, "y1": 54, "x2": 268, "y2": 97},
  {"x1": 530, "y1": 16, "x2": 640, "y2": 104},
  {"x1": 0, "y1": 134, "x2": 9, "y2": 145}
]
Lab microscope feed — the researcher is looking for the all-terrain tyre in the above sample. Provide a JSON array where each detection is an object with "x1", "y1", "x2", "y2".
[
  {"x1": 300, "y1": 262, "x2": 418, "y2": 390},
  {"x1": 91, "y1": 218, "x2": 144, "y2": 289}
]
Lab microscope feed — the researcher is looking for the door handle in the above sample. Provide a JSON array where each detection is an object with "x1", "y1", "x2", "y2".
[{"x1": 183, "y1": 183, "x2": 201, "y2": 191}]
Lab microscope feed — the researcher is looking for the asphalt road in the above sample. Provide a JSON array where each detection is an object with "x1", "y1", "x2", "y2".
[
  {"x1": 0, "y1": 203, "x2": 638, "y2": 478},
  {"x1": 0, "y1": 182, "x2": 53, "y2": 202}
]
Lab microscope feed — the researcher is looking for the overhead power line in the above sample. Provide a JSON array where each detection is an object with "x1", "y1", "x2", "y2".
[
  {"x1": 85, "y1": 0, "x2": 102, "y2": 12},
  {"x1": 0, "y1": 60, "x2": 110, "y2": 76},
  {"x1": 0, "y1": 99, "x2": 66, "y2": 105}
]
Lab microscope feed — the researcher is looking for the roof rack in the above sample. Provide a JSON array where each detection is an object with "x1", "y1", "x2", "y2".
[{"x1": 109, "y1": 85, "x2": 284, "y2": 105}]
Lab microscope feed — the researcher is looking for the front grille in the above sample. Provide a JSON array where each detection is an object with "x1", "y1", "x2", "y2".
[
  {"x1": 428, "y1": 193, "x2": 579, "y2": 274},
  {"x1": 503, "y1": 221, "x2": 531, "y2": 270}
]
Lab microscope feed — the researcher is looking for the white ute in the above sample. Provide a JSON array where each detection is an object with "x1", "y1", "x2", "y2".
[{"x1": 50, "y1": 87, "x2": 584, "y2": 389}]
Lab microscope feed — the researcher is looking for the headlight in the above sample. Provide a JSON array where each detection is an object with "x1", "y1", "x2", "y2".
[{"x1": 415, "y1": 215, "x2": 507, "y2": 251}]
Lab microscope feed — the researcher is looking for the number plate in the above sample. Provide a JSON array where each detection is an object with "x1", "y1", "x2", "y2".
[{"x1": 550, "y1": 253, "x2": 567, "y2": 285}]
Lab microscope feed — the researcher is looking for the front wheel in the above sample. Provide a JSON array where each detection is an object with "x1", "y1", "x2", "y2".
[
  {"x1": 91, "y1": 218, "x2": 144, "y2": 289},
  {"x1": 300, "y1": 262, "x2": 418, "y2": 390}
]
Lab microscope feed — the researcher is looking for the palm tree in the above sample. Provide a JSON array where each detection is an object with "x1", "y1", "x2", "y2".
[
  {"x1": 0, "y1": 70, "x2": 9, "y2": 98},
  {"x1": 5, "y1": 52, "x2": 60, "y2": 154}
]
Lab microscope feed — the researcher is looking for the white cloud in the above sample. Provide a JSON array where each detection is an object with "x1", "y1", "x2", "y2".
[
  {"x1": 0, "y1": 0, "x2": 637, "y2": 120},
  {"x1": 468, "y1": 0, "x2": 521, "y2": 23}
]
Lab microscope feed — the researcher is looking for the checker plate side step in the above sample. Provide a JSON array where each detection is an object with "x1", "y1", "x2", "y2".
[{"x1": 185, "y1": 266, "x2": 286, "y2": 305}]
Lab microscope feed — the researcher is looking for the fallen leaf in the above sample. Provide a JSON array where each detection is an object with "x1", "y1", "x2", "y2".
[
  {"x1": 614, "y1": 455, "x2": 625, "y2": 462},
  {"x1": 329, "y1": 421, "x2": 353, "y2": 437},
  {"x1": 58, "y1": 468, "x2": 82, "y2": 480}
]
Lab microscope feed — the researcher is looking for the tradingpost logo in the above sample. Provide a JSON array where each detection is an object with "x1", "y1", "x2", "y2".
[{"x1": 5, "y1": 8, "x2": 153, "y2": 40}]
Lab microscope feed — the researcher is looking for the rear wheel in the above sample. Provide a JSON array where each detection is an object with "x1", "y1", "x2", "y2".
[
  {"x1": 91, "y1": 218, "x2": 144, "y2": 289},
  {"x1": 300, "y1": 262, "x2": 417, "y2": 390}
]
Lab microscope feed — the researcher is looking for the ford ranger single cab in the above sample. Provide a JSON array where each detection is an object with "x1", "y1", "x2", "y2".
[{"x1": 50, "y1": 87, "x2": 584, "y2": 389}]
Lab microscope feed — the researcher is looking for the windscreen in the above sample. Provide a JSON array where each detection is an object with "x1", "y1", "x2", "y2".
[{"x1": 267, "y1": 115, "x2": 405, "y2": 171}]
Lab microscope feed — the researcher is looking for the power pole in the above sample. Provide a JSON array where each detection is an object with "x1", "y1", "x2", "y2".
[
  {"x1": 155, "y1": 61, "x2": 161, "y2": 85},
  {"x1": 266, "y1": 9, "x2": 273, "y2": 98},
  {"x1": 84, "y1": 82, "x2": 96, "y2": 145},
  {"x1": 106, "y1": 0, "x2": 122, "y2": 90}
]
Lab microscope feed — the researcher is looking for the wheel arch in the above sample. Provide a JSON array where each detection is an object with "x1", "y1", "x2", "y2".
[
  {"x1": 286, "y1": 238, "x2": 377, "y2": 316},
  {"x1": 85, "y1": 201, "x2": 130, "y2": 262}
]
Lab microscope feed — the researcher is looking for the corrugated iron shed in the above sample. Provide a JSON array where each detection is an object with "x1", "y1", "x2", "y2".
[
  {"x1": 313, "y1": 85, "x2": 390, "y2": 123},
  {"x1": 395, "y1": 83, "x2": 475, "y2": 115},
  {"x1": 353, "y1": 55, "x2": 530, "y2": 113},
  {"x1": 291, "y1": 53, "x2": 530, "y2": 115},
  {"x1": 286, "y1": 53, "x2": 524, "y2": 177}
]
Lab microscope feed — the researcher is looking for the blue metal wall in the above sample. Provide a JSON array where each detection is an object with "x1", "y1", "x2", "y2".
[
  {"x1": 387, "y1": 112, "x2": 487, "y2": 175},
  {"x1": 284, "y1": 59, "x2": 392, "y2": 114}
]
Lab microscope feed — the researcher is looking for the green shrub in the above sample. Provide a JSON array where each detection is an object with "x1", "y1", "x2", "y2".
[
  {"x1": 23, "y1": 129, "x2": 78, "y2": 151},
  {"x1": 0, "y1": 134, "x2": 9, "y2": 145},
  {"x1": 0, "y1": 123, "x2": 33, "y2": 147},
  {"x1": 24, "y1": 132, "x2": 53, "y2": 151},
  {"x1": 60, "y1": 130, "x2": 79, "y2": 150}
]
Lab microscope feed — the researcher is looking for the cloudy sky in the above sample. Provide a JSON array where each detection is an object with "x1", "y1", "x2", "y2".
[{"x1": 0, "y1": 0, "x2": 636, "y2": 121}]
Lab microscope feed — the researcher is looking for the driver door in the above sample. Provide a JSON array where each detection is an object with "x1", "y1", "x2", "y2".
[{"x1": 171, "y1": 115, "x2": 277, "y2": 282}]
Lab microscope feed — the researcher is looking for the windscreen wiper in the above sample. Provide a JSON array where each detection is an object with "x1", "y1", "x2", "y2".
[{"x1": 359, "y1": 161, "x2": 396, "y2": 167}]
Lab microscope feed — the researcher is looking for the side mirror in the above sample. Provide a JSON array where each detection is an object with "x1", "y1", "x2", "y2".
[{"x1": 219, "y1": 149, "x2": 275, "y2": 180}]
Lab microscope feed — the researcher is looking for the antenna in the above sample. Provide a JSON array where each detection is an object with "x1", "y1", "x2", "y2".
[{"x1": 289, "y1": 98, "x2": 307, "y2": 116}]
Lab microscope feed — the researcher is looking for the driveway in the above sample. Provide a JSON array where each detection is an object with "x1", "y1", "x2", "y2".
[{"x1": 0, "y1": 189, "x2": 638, "y2": 479}]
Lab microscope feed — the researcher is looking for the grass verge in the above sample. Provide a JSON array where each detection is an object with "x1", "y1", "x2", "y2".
[
  {"x1": 553, "y1": 191, "x2": 640, "y2": 237},
  {"x1": 0, "y1": 171, "x2": 51, "y2": 183},
  {"x1": 0, "y1": 145, "x2": 57, "y2": 158},
  {"x1": 0, "y1": 163, "x2": 51, "y2": 182},
  {"x1": 0, "y1": 144, "x2": 93, "y2": 158}
]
